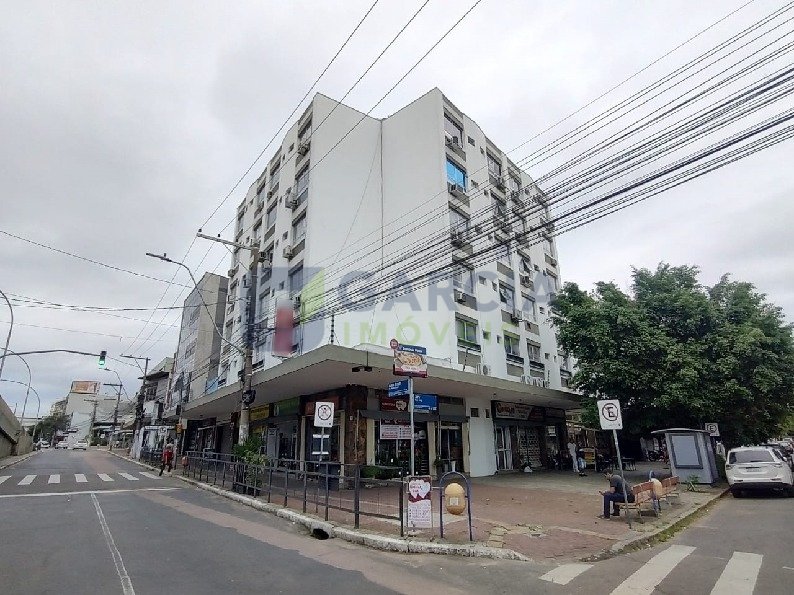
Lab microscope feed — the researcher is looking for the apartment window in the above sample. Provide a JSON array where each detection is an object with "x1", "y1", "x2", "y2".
[
  {"x1": 487, "y1": 152, "x2": 502, "y2": 177},
  {"x1": 519, "y1": 257, "x2": 532, "y2": 274},
  {"x1": 548, "y1": 273, "x2": 559, "y2": 292},
  {"x1": 499, "y1": 283, "x2": 515, "y2": 310},
  {"x1": 508, "y1": 174, "x2": 521, "y2": 193},
  {"x1": 453, "y1": 266, "x2": 475, "y2": 293},
  {"x1": 253, "y1": 222, "x2": 262, "y2": 242},
  {"x1": 543, "y1": 237, "x2": 554, "y2": 255},
  {"x1": 561, "y1": 376, "x2": 571, "y2": 388},
  {"x1": 258, "y1": 294, "x2": 270, "y2": 319},
  {"x1": 522, "y1": 294, "x2": 537, "y2": 321},
  {"x1": 493, "y1": 199, "x2": 507, "y2": 219},
  {"x1": 292, "y1": 215, "x2": 307, "y2": 243},
  {"x1": 269, "y1": 161, "x2": 280, "y2": 189},
  {"x1": 289, "y1": 266, "x2": 304, "y2": 295},
  {"x1": 298, "y1": 120, "x2": 312, "y2": 140},
  {"x1": 527, "y1": 343, "x2": 541, "y2": 361},
  {"x1": 444, "y1": 114, "x2": 463, "y2": 144},
  {"x1": 504, "y1": 333, "x2": 520, "y2": 357},
  {"x1": 455, "y1": 317, "x2": 478, "y2": 346},
  {"x1": 188, "y1": 305, "x2": 200, "y2": 324},
  {"x1": 446, "y1": 158, "x2": 467, "y2": 188},
  {"x1": 295, "y1": 165, "x2": 309, "y2": 199},
  {"x1": 266, "y1": 204, "x2": 277, "y2": 229},
  {"x1": 467, "y1": 136, "x2": 475, "y2": 146},
  {"x1": 497, "y1": 243, "x2": 512, "y2": 267},
  {"x1": 449, "y1": 208, "x2": 469, "y2": 232},
  {"x1": 236, "y1": 211, "x2": 244, "y2": 232}
]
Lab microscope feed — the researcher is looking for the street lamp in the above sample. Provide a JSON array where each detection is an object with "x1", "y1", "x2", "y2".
[
  {"x1": 0, "y1": 287, "x2": 13, "y2": 382},
  {"x1": 2, "y1": 350, "x2": 32, "y2": 428},
  {"x1": 0, "y1": 379, "x2": 40, "y2": 440}
]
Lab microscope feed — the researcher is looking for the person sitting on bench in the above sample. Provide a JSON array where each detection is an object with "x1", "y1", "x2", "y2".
[{"x1": 599, "y1": 469, "x2": 634, "y2": 518}]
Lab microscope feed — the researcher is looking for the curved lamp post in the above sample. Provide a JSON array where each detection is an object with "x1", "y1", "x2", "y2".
[
  {"x1": 0, "y1": 288, "x2": 13, "y2": 382},
  {"x1": 1, "y1": 379, "x2": 41, "y2": 440}
]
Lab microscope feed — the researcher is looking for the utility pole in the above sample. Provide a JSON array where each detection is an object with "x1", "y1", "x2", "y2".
[
  {"x1": 87, "y1": 399, "x2": 99, "y2": 444},
  {"x1": 104, "y1": 383, "x2": 122, "y2": 451},
  {"x1": 122, "y1": 355, "x2": 149, "y2": 457},
  {"x1": 195, "y1": 233, "x2": 261, "y2": 445}
]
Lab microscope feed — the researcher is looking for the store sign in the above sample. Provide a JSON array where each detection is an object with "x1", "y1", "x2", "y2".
[
  {"x1": 493, "y1": 401, "x2": 545, "y2": 420},
  {"x1": 381, "y1": 397, "x2": 409, "y2": 412},
  {"x1": 413, "y1": 394, "x2": 438, "y2": 412},
  {"x1": 273, "y1": 397, "x2": 300, "y2": 416},
  {"x1": 379, "y1": 421, "x2": 412, "y2": 440},
  {"x1": 393, "y1": 344, "x2": 428, "y2": 378},
  {"x1": 250, "y1": 405, "x2": 271, "y2": 421},
  {"x1": 547, "y1": 426, "x2": 556, "y2": 436},
  {"x1": 407, "y1": 475, "x2": 433, "y2": 529},
  {"x1": 70, "y1": 381, "x2": 100, "y2": 395},
  {"x1": 388, "y1": 380, "x2": 410, "y2": 397}
]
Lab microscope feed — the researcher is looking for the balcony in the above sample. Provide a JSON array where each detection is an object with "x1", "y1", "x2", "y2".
[
  {"x1": 456, "y1": 338, "x2": 481, "y2": 352},
  {"x1": 528, "y1": 359, "x2": 545, "y2": 371},
  {"x1": 445, "y1": 133, "x2": 466, "y2": 159},
  {"x1": 506, "y1": 353, "x2": 524, "y2": 365}
]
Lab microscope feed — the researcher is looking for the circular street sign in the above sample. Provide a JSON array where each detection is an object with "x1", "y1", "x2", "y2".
[
  {"x1": 601, "y1": 403, "x2": 619, "y2": 422},
  {"x1": 390, "y1": 338, "x2": 399, "y2": 350},
  {"x1": 317, "y1": 403, "x2": 333, "y2": 422}
]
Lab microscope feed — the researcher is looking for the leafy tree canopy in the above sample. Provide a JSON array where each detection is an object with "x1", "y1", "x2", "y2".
[{"x1": 552, "y1": 263, "x2": 794, "y2": 446}]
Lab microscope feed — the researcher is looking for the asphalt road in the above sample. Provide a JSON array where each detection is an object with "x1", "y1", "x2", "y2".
[{"x1": 1, "y1": 450, "x2": 792, "y2": 594}]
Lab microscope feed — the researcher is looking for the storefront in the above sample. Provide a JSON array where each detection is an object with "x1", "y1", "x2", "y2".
[
  {"x1": 249, "y1": 397, "x2": 301, "y2": 462},
  {"x1": 492, "y1": 401, "x2": 566, "y2": 471}
]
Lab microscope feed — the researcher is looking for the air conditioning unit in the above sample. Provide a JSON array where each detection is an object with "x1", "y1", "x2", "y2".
[
  {"x1": 267, "y1": 190, "x2": 274, "y2": 199},
  {"x1": 285, "y1": 196, "x2": 297, "y2": 210},
  {"x1": 520, "y1": 274, "x2": 532, "y2": 286},
  {"x1": 450, "y1": 230, "x2": 466, "y2": 247},
  {"x1": 495, "y1": 176, "x2": 506, "y2": 191},
  {"x1": 476, "y1": 363, "x2": 491, "y2": 376},
  {"x1": 510, "y1": 309, "x2": 523, "y2": 323},
  {"x1": 520, "y1": 375, "x2": 532, "y2": 385},
  {"x1": 445, "y1": 135, "x2": 461, "y2": 149},
  {"x1": 293, "y1": 295, "x2": 301, "y2": 310},
  {"x1": 447, "y1": 182, "x2": 466, "y2": 197},
  {"x1": 453, "y1": 289, "x2": 466, "y2": 303},
  {"x1": 297, "y1": 139, "x2": 310, "y2": 156},
  {"x1": 282, "y1": 245, "x2": 293, "y2": 259}
]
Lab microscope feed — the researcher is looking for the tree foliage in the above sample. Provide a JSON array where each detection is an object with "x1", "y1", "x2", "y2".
[
  {"x1": 552, "y1": 264, "x2": 794, "y2": 446},
  {"x1": 31, "y1": 412, "x2": 70, "y2": 442}
]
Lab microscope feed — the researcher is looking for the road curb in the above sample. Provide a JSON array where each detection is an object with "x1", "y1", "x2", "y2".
[
  {"x1": 605, "y1": 487, "x2": 730, "y2": 556},
  {"x1": 105, "y1": 450, "x2": 529, "y2": 561},
  {"x1": 0, "y1": 450, "x2": 38, "y2": 470}
]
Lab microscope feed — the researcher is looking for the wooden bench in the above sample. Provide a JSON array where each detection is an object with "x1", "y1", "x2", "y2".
[
  {"x1": 656, "y1": 476, "x2": 681, "y2": 507},
  {"x1": 622, "y1": 481, "x2": 658, "y2": 523}
]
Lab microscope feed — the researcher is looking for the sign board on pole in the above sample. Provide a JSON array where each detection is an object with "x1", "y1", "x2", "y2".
[
  {"x1": 406, "y1": 475, "x2": 433, "y2": 529},
  {"x1": 313, "y1": 401, "x2": 335, "y2": 428},
  {"x1": 598, "y1": 399, "x2": 623, "y2": 431},
  {"x1": 388, "y1": 380, "x2": 410, "y2": 397},
  {"x1": 705, "y1": 423, "x2": 720, "y2": 437},
  {"x1": 392, "y1": 344, "x2": 428, "y2": 378}
]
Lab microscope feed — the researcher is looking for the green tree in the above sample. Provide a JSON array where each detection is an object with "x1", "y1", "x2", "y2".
[
  {"x1": 32, "y1": 412, "x2": 70, "y2": 442},
  {"x1": 552, "y1": 264, "x2": 794, "y2": 447}
]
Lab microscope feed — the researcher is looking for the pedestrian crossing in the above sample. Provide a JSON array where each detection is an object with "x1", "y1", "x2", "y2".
[
  {"x1": 541, "y1": 544, "x2": 765, "y2": 593},
  {"x1": 0, "y1": 471, "x2": 164, "y2": 487}
]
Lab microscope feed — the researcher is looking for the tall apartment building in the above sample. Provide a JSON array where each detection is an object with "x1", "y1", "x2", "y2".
[
  {"x1": 186, "y1": 89, "x2": 577, "y2": 477},
  {"x1": 165, "y1": 272, "x2": 228, "y2": 418}
]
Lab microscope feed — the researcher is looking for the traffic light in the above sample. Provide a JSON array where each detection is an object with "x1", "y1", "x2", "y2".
[{"x1": 98, "y1": 350, "x2": 107, "y2": 368}]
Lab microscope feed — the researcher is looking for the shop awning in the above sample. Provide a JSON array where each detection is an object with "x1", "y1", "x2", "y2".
[{"x1": 359, "y1": 410, "x2": 469, "y2": 423}]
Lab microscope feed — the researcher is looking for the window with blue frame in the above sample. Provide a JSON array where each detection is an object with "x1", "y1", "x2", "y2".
[{"x1": 446, "y1": 159, "x2": 467, "y2": 188}]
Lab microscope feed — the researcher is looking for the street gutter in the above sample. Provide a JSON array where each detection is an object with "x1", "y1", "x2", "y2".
[{"x1": 106, "y1": 450, "x2": 529, "y2": 562}]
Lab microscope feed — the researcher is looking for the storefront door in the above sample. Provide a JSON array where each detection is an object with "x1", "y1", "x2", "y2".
[
  {"x1": 439, "y1": 424, "x2": 464, "y2": 472},
  {"x1": 495, "y1": 426, "x2": 512, "y2": 470}
]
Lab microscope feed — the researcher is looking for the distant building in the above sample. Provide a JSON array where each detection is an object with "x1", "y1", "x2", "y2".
[
  {"x1": 62, "y1": 380, "x2": 115, "y2": 444},
  {"x1": 50, "y1": 398, "x2": 67, "y2": 417}
]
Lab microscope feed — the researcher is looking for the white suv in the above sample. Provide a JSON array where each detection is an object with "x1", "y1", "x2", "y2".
[{"x1": 726, "y1": 446, "x2": 794, "y2": 497}]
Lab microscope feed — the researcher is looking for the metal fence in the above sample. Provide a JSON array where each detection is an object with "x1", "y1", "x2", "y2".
[{"x1": 180, "y1": 451, "x2": 407, "y2": 535}]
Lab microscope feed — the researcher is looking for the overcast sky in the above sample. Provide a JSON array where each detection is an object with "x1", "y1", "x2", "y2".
[{"x1": 1, "y1": 0, "x2": 792, "y2": 416}]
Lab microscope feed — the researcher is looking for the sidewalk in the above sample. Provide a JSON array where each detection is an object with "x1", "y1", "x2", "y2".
[
  {"x1": 0, "y1": 450, "x2": 37, "y2": 470},
  {"x1": 110, "y1": 451, "x2": 725, "y2": 562}
]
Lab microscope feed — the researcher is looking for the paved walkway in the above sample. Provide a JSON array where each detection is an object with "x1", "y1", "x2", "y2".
[{"x1": 0, "y1": 450, "x2": 37, "y2": 470}]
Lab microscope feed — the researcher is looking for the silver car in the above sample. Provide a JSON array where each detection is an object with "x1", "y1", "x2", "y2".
[{"x1": 726, "y1": 446, "x2": 794, "y2": 497}]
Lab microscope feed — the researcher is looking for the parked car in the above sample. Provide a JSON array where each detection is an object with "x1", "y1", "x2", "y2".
[
  {"x1": 73, "y1": 440, "x2": 88, "y2": 451},
  {"x1": 761, "y1": 444, "x2": 794, "y2": 470},
  {"x1": 39, "y1": 441, "x2": 50, "y2": 449},
  {"x1": 55, "y1": 441, "x2": 69, "y2": 449},
  {"x1": 725, "y1": 446, "x2": 794, "y2": 497}
]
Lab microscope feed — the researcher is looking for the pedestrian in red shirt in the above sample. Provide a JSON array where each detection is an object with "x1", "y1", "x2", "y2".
[{"x1": 159, "y1": 443, "x2": 174, "y2": 476}]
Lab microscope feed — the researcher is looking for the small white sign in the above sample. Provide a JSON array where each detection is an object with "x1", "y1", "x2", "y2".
[
  {"x1": 407, "y1": 476, "x2": 433, "y2": 529},
  {"x1": 314, "y1": 401, "x2": 335, "y2": 428},
  {"x1": 705, "y1": 423, "x2": 720, "y2": 437},
  {"x1": 598, "y1": 399, "x2": 623, "y2": 430}
]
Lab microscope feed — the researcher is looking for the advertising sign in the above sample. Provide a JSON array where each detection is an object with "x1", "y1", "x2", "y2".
[
  {"x1": 70, "y1": 381, "x2": 100, "y2": 395},
  {"x1": 407, "y1": 475, "x2": 433, "y2": 529},
  {"x1": 493, "y1": 401, "x2": 533, "y2": 420},
  {"x1": 393, "y1": 344, "x2": 427, "y2": 378},
  {"x1": 388, "y1": 380, "x2": 410, "y2": 397},
  {"x1": 379, "y1": 420, "x2": 412, "y2": 440},
  {"x1": 413, "y1": 394, "x2": 438, "y2": 412},
  {"x1": 381, "y1": 397, "x2": 409, "y2": 412}
]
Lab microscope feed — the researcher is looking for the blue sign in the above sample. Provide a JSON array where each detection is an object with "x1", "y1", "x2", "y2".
[
  {"x1": 398, "y1": 344, "x2": 427, "y2": 355},
  {"x1": 413, "y1": 394, "x2": 438, "y2": 412},
  {"x1": 388, "y1": 380, "x2": 410, "y2": 397}
]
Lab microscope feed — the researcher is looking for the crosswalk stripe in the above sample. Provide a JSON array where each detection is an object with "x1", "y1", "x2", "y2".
[
  {"x1": 75, "y1": 474, "x2": 88, "y2": 483},
  {"x1": 118, "y1": 473, "x2": 139, "y2": 481},
  {"x1": 18, "y1": 475, "x2": 36, "y2": 485},
  {"x1": 540, "y1": 563, "x2": 593, "y2": 585},
  {"x1": 0, "y1": 476, "x2": 10, "y2": 485},
  {"x1": 48, "y1": 474, "x2": 60, "y2": 484},
  {"x1": 97, "y1": 473, "x2": 114, "y2": 482},
  {"x1": 710, "y1": 552, "x2": 763, "y2": 595},
  {"x1": 611, "y1": 545, "x2": 695, "y2": 594},
  {"x1": 139, "y1": 471, "x2": 159, "y2": 479}
]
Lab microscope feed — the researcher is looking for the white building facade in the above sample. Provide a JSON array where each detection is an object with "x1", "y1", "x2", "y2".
[{"x1": 189, "y1": 90, "x2": 577, "y2": 477}]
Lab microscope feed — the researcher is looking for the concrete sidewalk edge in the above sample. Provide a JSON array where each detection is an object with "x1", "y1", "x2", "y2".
[
  {"x1": 0, "y1": 450, "x2": 38, "y2": 470},
  {"x1": 106, "y1": 450, "x2": 529, "y2": 562},
  {"x1": 605, "y1": 487, "x2": 730, "y2": 557}
]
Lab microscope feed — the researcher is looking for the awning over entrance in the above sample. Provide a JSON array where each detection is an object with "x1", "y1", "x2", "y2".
[{"x1": 182, "y1": 344, "x2": 580, "y2": 420}]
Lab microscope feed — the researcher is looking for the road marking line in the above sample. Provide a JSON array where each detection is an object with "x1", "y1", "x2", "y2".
[
  {"x1": 540, "y1": 563, "x2": 593, "y2": 585},
  {"x1": 783, "y1": 566, "x2": 794, "y2": 571},
  {"x1": 610, "y1": 545, "x2": 696, "y2": 594},
  {"x1": 48, "y1": 474, "x2": 60, "y2": 484},
  {"x1": 118, "y1": 473, "x2": 139, "y2": 481},
  {"x1": 75, "y1": 474, "x2": 88, "y2": 483},
  {"x1": 0, "y1": 475, "x2": 10, "y2": 485},
  {"x1": 18, "y1": 474, "x2": 36, "y2": 485},
  {"x1": 91, "y1": 493, "x2": 136, "y2": 595},
  {"x1": 139, "y1": 471, "x2": 159, "y2": 479},
  {"x1": 710, "y1": 552, "x2": 763, "y2": 595},
  {"x1": 97, "y1": 473, "x2": 114, "y2": 482},
  {"x1": 0, "y1": 487, "x2": 181, "y2": 499}
]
